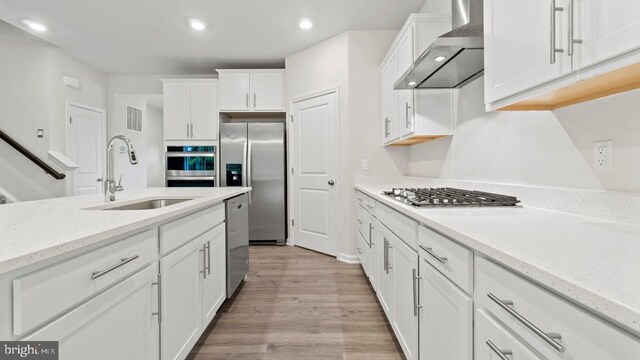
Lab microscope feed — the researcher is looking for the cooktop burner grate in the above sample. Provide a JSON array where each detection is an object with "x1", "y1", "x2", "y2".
[{"x1": 382, "y1": 187, "x2": 521, "y2": 207}]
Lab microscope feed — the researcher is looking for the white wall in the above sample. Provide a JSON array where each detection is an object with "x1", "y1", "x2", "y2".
[
  {"x1": 420, "y1": 0, "x2": 451, "y2": 14},
  {"x1": 109, "y1": 95, "x2": 148, "y2": 189},
  {"x1": 285, "y1": 30, "x2": 399, "y2": 259},
  {"x1": 408, "y1": 77, "x2": 640, "y2": 193},
  {"x1": 0, "y1": 21, "x2": 107, "y2": 201},
  {"x1": 145, "y1": 104, "x2": 165, "y2": 187}
]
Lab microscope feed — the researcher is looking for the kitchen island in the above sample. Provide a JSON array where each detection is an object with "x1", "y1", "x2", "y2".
[{"x1": 0, "y1": 187, "x2": 251, "y2": 360}]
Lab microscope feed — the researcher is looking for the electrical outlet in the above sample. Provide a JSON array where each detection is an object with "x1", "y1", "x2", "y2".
[{"x1": 593, "y1": 140, "x2": 613, "y2": 171}]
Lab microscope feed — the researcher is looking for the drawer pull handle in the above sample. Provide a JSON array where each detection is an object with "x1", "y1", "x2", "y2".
[
  {"x1": 412, "y1": 268, "x2": 422, "y2": 316},
  {"x1": 91, "y1": 255, "x2": 140, "y2": 280},
  {"x1": 486, "y1": 340, "x2": 513, "y2": 360},
  {"x1": 419, "y1": 245, "x2": 448, "y2": 264},
  {"x1": 488, "y1": 293, "x2": 565, "y2": 353}
]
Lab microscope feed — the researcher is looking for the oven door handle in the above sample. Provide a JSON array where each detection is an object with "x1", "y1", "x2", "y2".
[
  {"x1": 166, "y1": 176, "x2": 216, "y2": 181},
  {"x1": 166, "y1": 152, "x2": 215, "y2": 158}
]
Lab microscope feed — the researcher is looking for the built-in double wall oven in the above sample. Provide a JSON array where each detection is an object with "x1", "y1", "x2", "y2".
[{"x1": 165, "y1": 146, "x2": 216, "y2": 187}]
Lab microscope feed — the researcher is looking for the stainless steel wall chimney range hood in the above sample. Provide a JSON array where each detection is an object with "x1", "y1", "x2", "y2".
[{"x1": 395, "y1": 0, "x2": 484, "y2": 89}]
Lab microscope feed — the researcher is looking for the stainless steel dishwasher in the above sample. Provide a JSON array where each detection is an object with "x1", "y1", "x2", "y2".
[{"x1": 225, "y1": 192, "x2": 249, "y2": 297}]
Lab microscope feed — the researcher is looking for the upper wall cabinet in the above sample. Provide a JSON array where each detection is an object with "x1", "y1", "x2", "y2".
[
  {"x1": 163, "y1": 79, "x2": 218, "y2": 142},
  {"x1": 217, "y1": 69, "x2": 285, "y2": 112},
  {"x1": 485, "y1": 0, "x2": 640, "y2": 111},
  {"x1": 380, "y1": 14, "x2": 454, "y2": 147}
]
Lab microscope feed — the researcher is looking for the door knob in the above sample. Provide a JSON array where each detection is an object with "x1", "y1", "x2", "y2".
[
  {"x1": 97, "y1": 178, "x2": 104, "y2": 182},
  {"x1": 328, "y1": 180, "x2": 335, "y2": 186}
]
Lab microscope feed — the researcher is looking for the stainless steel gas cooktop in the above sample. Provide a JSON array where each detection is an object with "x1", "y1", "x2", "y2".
[{"x1": 382, "y1": 187, "x2": 521, "y2": 207}]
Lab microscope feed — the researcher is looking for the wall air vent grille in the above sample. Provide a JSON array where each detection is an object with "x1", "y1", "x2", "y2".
[{"x1": 126, "y1": 105, "x2": 143, "y2": 133}]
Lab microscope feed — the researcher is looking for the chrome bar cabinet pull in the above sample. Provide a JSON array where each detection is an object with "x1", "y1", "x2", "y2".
[
  {"x1": 152, "y1": 273, "x2": 162, "y2": 323},
  {"x1": 550, "y1": 0, "x2": 565, "y2": 64},
  {"x1": 419, "y1": 245, "x2": 448, "y2": 264},
  {"x1": 412, "y1": 268, "x2": 422, "y2": 316},
  {"x1": 91, "y1": 255, "x2": 140, "y2": 280},
  {"x1": 486, "y1": 340, "x2": 513, "y2": 360},
  {"x1": 487, "y1": 292, "x2": 565, "y2": 352},
  {"x1": 206, "y1": 241, "x2": 211, "y2": 275},
  {"x1": 567, "y1": 0, "x2": 583, "y2": 56}
]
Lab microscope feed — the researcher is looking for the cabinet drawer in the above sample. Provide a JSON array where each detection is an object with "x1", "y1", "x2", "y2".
[
  {"x1": 376, "y1": 202, "x2": 417, "y2": 250},
  {"x1": 355, "y1": 190, "x2": 376, "y2": 213},
  {"x1": 476, "y1": 257, "x2": 640, "y2": 360},
  {"x1": 475, "y1": 308, "x2": 542, "y2": 360},
  {"x1": 160, "y1": 203, "x2": 224, "y2": 254},
  {"x1": 419, "y1": 224, "x2": 473, "y2": 294},
  {"x1": 13, "y1": 229, "x2": 157, "y2": 336}
]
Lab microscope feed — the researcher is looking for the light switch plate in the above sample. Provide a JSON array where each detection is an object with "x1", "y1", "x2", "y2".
[
  {"x1": 361, "y1": 159, "x2": 369, "y2": 171},
  {"x1": 593, "y1": 140, "x2": 613, "y2": 171}
]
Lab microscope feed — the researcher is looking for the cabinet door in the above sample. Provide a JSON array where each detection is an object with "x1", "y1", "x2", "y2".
[
  {"x1": 398, "y1": 90, "x2": 414, "y2": 136},
  {"x1": 392, "y1": 237, "x2": 419, "y2": 360},
  {"x1": 381, "y1": 52, "x2": 399, "y2": 144},
  {"x1": 574, "y1": 0, "x2": 640, "y2": 69},
  {"x1": 376, "y1": 224, "x2": 394, "y2": 319},
  {"x1": 219, "y1": 72, "x2": 251, "y2": 111},
  {"x1": 252, "y1": 72, "x2": 284, "y2": 111},
  {"x1": 397, "y1": 27, "x2": 414, "y2": 76},
  {"x1": 164, "y1": 81, "x2": 191, "y2": 140},
  {"x1": 419, "y1": 259, "x2": 473, "y2": 360},
  {"x1": 202, "y1": 224, "x2": 226, "y2": 327},
  {"x1": 23, "y1": 265, "x2": 159, "y2": 360},
  {"x1": 484, "y1": 0, "x2": 572, "y2": 103},
  {"x1": 161, "y1": 239, "x2": 203, "y2": 360},
  {"x1": 369, "y1": 222, "x2": 379, "y2": 290},
  {"x1": 190, "y1": 81, "x2": 218, "y2": 141}
]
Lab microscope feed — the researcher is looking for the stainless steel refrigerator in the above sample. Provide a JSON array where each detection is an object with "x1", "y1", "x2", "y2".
[{"x1": 220, "y1": 122, "x2": 286, "y2": 245}]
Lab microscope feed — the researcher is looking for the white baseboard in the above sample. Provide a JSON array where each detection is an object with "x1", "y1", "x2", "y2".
[{"x1": 337, "y1": 253, "x2": 360, "y2": 264}]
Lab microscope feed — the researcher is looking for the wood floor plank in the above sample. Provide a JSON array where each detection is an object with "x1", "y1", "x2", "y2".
[{"x1": 187, "y1": 246, "x2": 404, "y2": 360}]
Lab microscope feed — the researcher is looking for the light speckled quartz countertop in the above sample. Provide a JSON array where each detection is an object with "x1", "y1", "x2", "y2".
[
  {"x1": 355, "y1": 184, "x2": 640, "y2": 336},
  {"x1": 0, "y1": 187, "x2": 250, "y2": 275}
]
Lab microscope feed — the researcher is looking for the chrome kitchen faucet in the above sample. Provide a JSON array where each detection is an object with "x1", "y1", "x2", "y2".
[{"x1": 105, "y1": 135, "x2": 138, "y2": 202}]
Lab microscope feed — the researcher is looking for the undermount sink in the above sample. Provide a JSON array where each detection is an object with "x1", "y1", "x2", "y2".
[{"x1": 96, "y1": 198, "x2": 194, "y2": 210}]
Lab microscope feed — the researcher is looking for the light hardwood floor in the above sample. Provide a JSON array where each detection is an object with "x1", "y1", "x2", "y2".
[{"x1": 187, "y1": 245, "x2": 405, "y2": 360}]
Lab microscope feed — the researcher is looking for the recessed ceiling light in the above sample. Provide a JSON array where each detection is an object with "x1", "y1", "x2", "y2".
[
  {"x1": 434, "y1": 56, "x2": 447, "y2": 62},
  {"x1": 408, "y1": 81, "x2": 417, "y2": 86},
  {"x1": 299, "y1": 18, "x2": 313, "y2": 30},
  {"x1": 23, "y1": 20, "x2": 47, "y2": 32},
  {"x1": 190, "y1": 19, "x2": 206, "y2": 31}
]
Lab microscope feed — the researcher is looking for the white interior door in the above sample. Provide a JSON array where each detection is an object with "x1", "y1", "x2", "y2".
[
  {"x1": 68, "y1": 104, "x2": 105, "y2": 195},
  {"x1": 291, "y1": 91, "x2": 338, "y2": 256}
]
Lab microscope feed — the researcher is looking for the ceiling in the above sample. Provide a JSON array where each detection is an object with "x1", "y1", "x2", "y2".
[{"x1": 0, "y1": 0, "x2": 426, "y2": 75}]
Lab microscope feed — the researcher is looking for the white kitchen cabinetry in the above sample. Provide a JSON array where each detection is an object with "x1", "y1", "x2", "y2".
[
  {"x1": 392, "y1": 235, "x2": 419, "y2": 360},
  {"x1": 373, "y1": 218, "x2": 394, "y2": 318},
  {"x1": 475, "y1": 256, "x2": 640, "y2": 360},
  {"x1": 24, "y1": 265, "x2": 160, "y2": 360},
  {"x1": 484, "y1": 0, "x2": 640, "y2": 110},
  {"x1": 163, "y1": 80, "x2": 218, "y2": 141},
  {"x1": 380, "y1": 14, "x2": 453, "y2": 146},
  {"x1": 419, "y1": 258, "x2": 473, "y2": 360},
  {"x1": 201, "y1": 223, "x2": 227, "y2": 325},
  {"x1": 218, "y1": 69, "x2": 285, "y2": 112},
  {"x1": 160, "y1": 237, "x2": 203, "y2": 360},
  {"x1": 484, "y1": 0, "x2": 573, "y2": 104}
]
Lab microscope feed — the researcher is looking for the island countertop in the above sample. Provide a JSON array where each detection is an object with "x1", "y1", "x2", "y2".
[{"x1": 0, "y1": 187, "x2": 251, "y2": 274}]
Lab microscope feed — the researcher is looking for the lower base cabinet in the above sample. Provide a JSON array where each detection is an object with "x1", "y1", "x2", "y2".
[
  {"x1": 419, "y1": 257, "x2": 473, "y2": 360},
  {"x1": 161, "y1": 238, "x2": 203, "y2": 360},
  {"x1": 24, "y1": 265, "x2": 160, "y2": 360},
  {"x1": 392, "y1": 234, "x2": 419, "y2": 360},
  {"x1": 475, "y1": 308, "x2": 542, "y2": 360},
  {"x1": 161, "y1": 222, "x2": 227, "y2": 360},
  {"x1": 374, "y1": 219, "x2": 394, "y2": 318}
]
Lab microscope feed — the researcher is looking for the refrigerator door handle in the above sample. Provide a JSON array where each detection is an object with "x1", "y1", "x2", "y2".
[
  {"x1": 247, "y1": 142, "x2": 253, "y2": 204},
  {"x1": 242, "y1": 141, "x2": 248, "y2": 187}
]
